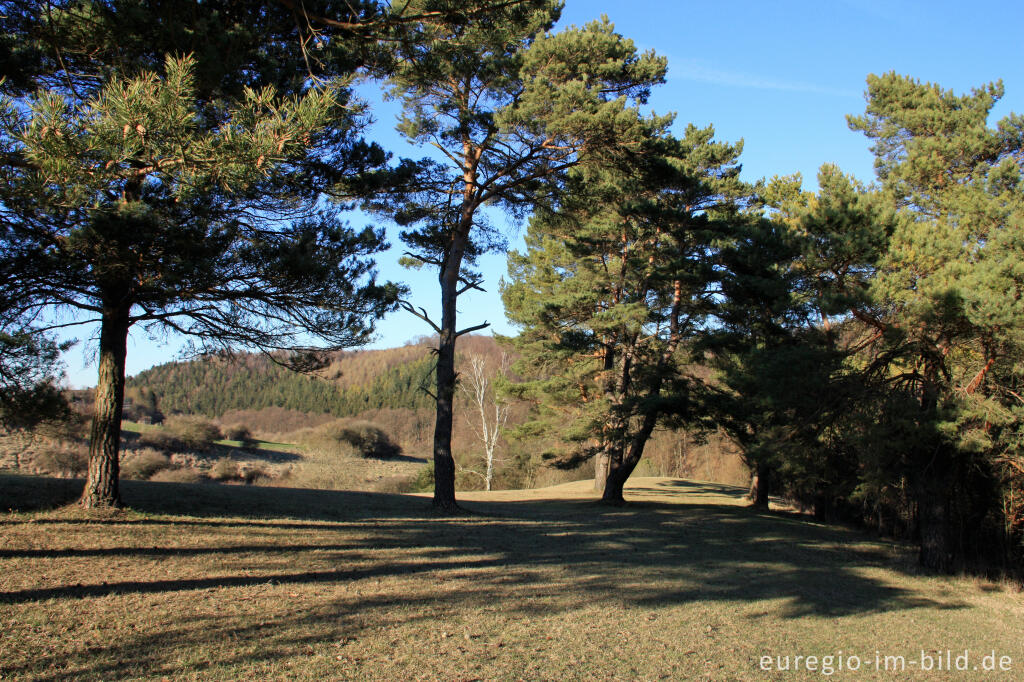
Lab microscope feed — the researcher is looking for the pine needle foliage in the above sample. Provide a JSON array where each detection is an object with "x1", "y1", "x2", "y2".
[{"x1": 502, "y1": 124, "x2": 751, "y2": 503}]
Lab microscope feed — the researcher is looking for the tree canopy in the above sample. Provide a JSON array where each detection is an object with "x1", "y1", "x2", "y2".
[
  {"x1": 377, "y1": 2, "x2": 670, "y2": 509},
  {"x1": 0, "y1": 2, "x2": 402, "y2": 507},
  {"x1": 729, "y1": 75, "x2": 1024, "y2": 571},
  {"x1": 502, "y1": 124, "x2": 750, "y2": 503}
]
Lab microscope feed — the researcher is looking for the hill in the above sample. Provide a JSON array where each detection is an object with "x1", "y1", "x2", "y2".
[
  {"x1": 121, "y1": 335, "x2": 508, "y2": 421},
  {"x1": 124, "y1": 343, "x2": 437, "y2": 419},
  {"x1": 1, "y1": 475, "x2": 1021, "y2": 680}
]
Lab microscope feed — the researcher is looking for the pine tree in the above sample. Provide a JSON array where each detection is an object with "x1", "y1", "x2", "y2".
[
  {"x1": 761, "y1": 76, "x2": 1024, "y2": 570},
  {"x1": 503, "y1": 125, "x2": 748, "y2": 503},
  {"x1": 375, "y1": 3, "x2": 669, "y2": 509},
  {"x1": 0, "y1": 2, "x2": 402, "y2": 508},
  {"x1": 0, "y1": 324, "x2": 70, "y2": 429},
  {"x1": 702, "y1": 166, "x2": 890, "y2": 511},
  {"x1": 841, "y1": 74, "x2": 1024, "y2": 571}
]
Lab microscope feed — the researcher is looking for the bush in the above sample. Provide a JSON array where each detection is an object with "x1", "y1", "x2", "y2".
[
  {"x1": 409, "y1": 462, "x2": 434, "y2": 493},
  {"x1": 33, "y1": 444, "x2": 88, "y2": 477},
  {"x1": 343, "y1": 421, "x2": 402, "y2": 459},
  {"x1": 300, "y1": 419, "x2": 402, "y2": 459},
  {"x1": 136, "y1": 429, "x2": 187, "y2": 452},
  {"x1": 163, "y1": 416, "x2": 222, "y2": 450},
  {"x1": 121, "y1": 449, "x2": 172, "y2": 480},
  {"x1": 149, "y1": 467, "x2": 206, "y2": 483},
  {"x1": 241, "y1": 465, "x2": 269, "y2": 485},
  {"x1": 209, "y1": 457, "x2": 241, "y2": 481},
  {"x1": 33, "y1": 413, "x2": 88, "y2": 442},
  {"x1": 223, "y1": 425, "x2": 254, "y2": 444}
]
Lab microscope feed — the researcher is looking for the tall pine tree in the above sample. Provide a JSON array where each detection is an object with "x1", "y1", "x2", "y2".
[
  {"x1": 376, "y1": 3, "x2": 668, "y2": 509},
  {"x1": 843, "y1": 74, "x2": 1024, "y2": 571},
  {"x1": 0, "y1": 2, "x2": 402, "y2": 508},
  {"x1": 503, "y1": 125, "x2": 748, "y2": 503}
]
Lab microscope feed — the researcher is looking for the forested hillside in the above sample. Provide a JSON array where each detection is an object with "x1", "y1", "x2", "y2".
[
  {"x1": 127, "y1": 346, "x2": 432, "y2": 418},
  {"x1": 125, "y1": 335, "x2": 508, "y2": 420}
]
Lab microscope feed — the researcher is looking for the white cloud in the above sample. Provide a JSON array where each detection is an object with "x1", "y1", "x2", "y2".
[{"x1": 673, "y1": 60, "x2": 860, "y2": 98}]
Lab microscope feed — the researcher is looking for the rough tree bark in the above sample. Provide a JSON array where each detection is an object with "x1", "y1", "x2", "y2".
[
  {"x1": 79, "y1": 300, "x2": 131, "y2": 509},
  {"x1": 433, "y1": 262, "x2": 461, "y2": 511},
  {"x1": 601, "y1": 411, "x2": 658, "y2": 505},
  {"x1": 430, "y1": 199, "x2": 478, "y2": 511}
]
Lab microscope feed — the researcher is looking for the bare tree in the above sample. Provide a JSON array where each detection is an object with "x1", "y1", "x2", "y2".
[{"x1": 459, "y1": 353, "x2": 510, "y2": 492}]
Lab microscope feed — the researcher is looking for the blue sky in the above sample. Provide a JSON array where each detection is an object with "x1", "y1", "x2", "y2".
[{"x1": 59, "y1": 0, "x2": 1024, "y2": 387}]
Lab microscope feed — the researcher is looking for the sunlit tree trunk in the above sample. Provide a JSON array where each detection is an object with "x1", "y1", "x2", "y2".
[
  {"x1": 79, "y1": 300, "x2": 131, "y2": 509},
  {"x1": 602, "y1": 412, "x2": 657, "y2": 504},
  {"x1": 593, "y1": 451, "x2": 610, "y2": 492},
  {"x1": 748, "y1": 460, "x2": 771, "y2": 511}
]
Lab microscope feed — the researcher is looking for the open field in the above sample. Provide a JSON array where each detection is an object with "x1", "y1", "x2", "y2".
[{"x1": 1, "y1": 475, "x2": 1022, "y2": 681}]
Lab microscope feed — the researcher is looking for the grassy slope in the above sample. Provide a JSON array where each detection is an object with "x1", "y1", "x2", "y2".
[{"x1": 1, "y1": 476, "x2": 1021, "y2": 681}]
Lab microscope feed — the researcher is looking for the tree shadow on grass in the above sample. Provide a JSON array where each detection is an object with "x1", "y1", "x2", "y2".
[
  {"x1": 221, "y1": 444, "x2": 302, "y2": 464},
  {"x1": 0, "y1": 476, "x2": 974, "y2": 681},
  {"x1": 121, "y1": 430, "x2": 303, "y2": 465}
]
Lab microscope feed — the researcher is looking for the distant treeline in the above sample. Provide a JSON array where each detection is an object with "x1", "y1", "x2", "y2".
[
  {"x1": 126, "y1": 346, "x2": 437, "y2": 418},
  {"x1": 123, "y1": 336, "x2": 511, "y2": 420}
]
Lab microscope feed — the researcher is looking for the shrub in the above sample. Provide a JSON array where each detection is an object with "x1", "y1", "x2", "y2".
[
  {"x1": 343, "y1": 421, "x2": 402, "y2": 459},
  {"x1": 33, "y1": 413, "x2": 88, "y2": 442},
  {"x1": 209, "y1": 457, "x2": 241, "y2": 481},
  {"x1": 163, "y1": 416, "x2": 222, "y2": 450},
  {"x1": 409, "y1": 462, "x2": 434, "y2": 493},
  {"x1": 136, "y1": 429, "x2": 187, "y2": 452},
  {"x1": 300, "y1": 419, "x2": 402, "y2": 459},
  {"x1": 33, "y1": 444, "x2": 88, "y2": 477},
  {"x1": 241, "y1": 465, "x2": 269, "y2": 485},
  {"x1": 149, "y1": 467, "x2": 206, "y2": 483},
  {"x1": 223, "y1": 425, "x2": 254, "y2": 445},
  {"x1": 121, "y1": 449, "x2": 172, "y2": 480}
]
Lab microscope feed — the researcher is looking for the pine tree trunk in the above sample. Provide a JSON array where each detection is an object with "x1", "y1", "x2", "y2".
[
  {"x1": 600, "y1": 295, "x2": 680, "y2": 505},
  {"x1": 594, "y1": 342, "x2": 619, "y2": 493},
  {"x1": 915, "y1": 448, "x2": 954, "y2": 573},
  {"x1": 431, "y1": 220, "x2": 471, "y2": 512},
  {"x1": 915, "y1": 359, "x2": 954, "y2": 571},
  {"x1": 601, "y1": 454, "x2": 631, "y2": 505},
  {"x1": 917, "y1": 492, "x2": 953, "y2": 573},
  {"x1": 79, "y1": 303, "x2": 131, "y2": 509},
  {"x1": 594, "y1": 451, "x2": 610, "y2": 492},
  {"x1": 601, "y1": 413, "x2": 657, "y2": 505},
  {"x1": 748, "y1": 460, "x2": 771, "y2": 510},
  {"x1": 432, "y1": 293, "x2": 459, "y2": 512}
]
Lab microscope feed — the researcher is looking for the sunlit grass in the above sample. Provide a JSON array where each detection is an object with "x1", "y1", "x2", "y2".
[{"x1": 1, "y1": 476, "x2": 1021, "y2": 680}]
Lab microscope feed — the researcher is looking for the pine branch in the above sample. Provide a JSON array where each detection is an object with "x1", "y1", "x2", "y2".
[
  {"x1": 456, "y1": 321, "x2": 490, "y2": 337},
  {"x1": 400, "y1": 300, "x2": 442, "y2": 334}
]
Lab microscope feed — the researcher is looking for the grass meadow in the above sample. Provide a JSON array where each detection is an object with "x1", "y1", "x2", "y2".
[{"x1": 1, "y1": 475, "x2": 1022, "y2": 680}]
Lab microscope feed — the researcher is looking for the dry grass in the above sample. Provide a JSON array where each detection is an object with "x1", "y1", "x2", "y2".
[
  {"x1": 1, "y1": 475, "x2": 1022, "y2": 681},
  {"x1": 274, "y1": 442, "x2": 427, "y2": 492}
]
